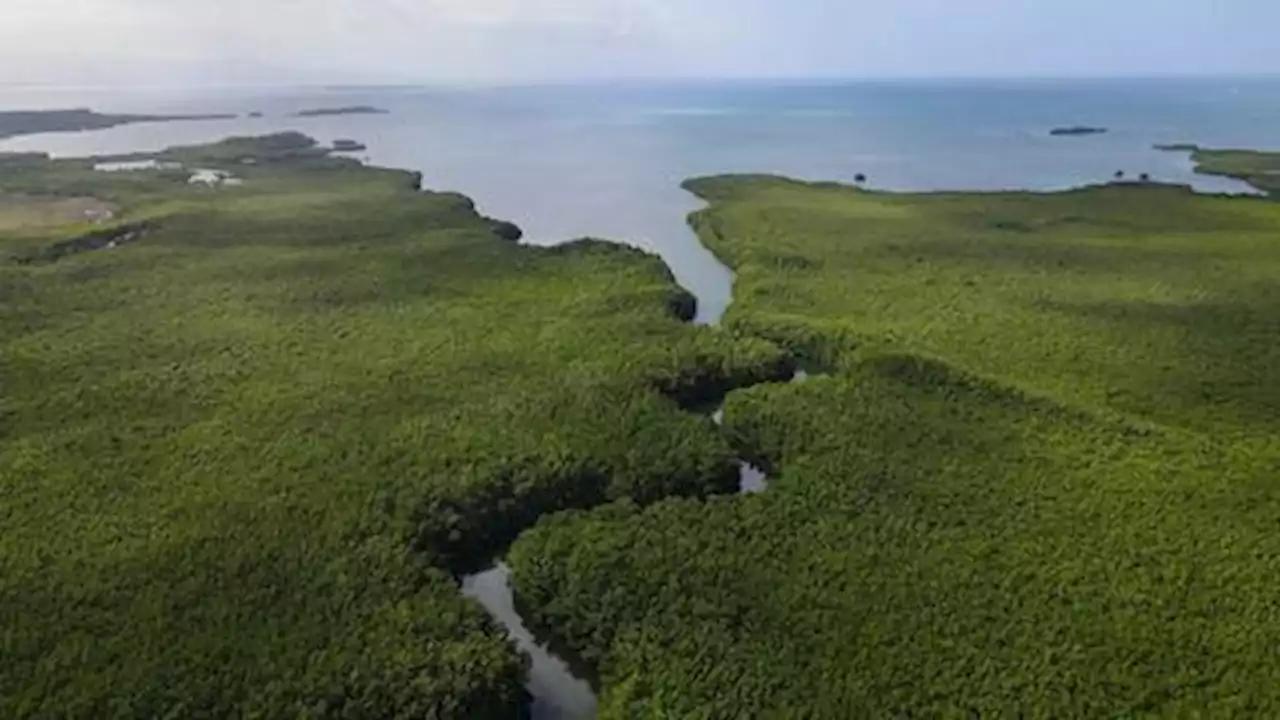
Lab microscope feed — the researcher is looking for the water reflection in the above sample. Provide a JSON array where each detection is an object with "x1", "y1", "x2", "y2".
[{"x1": 461, "y1": 564, "x2": 598, "y2": 720}]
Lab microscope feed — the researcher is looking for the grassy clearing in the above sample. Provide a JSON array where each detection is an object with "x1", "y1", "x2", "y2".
[
  {"x1": 0, "y1": 134, "x2": 787, "y2": 717},
  {"x1": 0, "y1": 194, "x2": 115, "y2": 231},
  {"x1": 509, "y1": 172, "x2": 1280, "y2": 716}
]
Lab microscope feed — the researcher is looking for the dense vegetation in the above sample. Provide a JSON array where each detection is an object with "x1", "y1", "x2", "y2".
[
  {"x1": 0, "y1": 108, "x2": 236, "y2": 140},
  {"x1": 0, "y1": 133, "x2": 788, "y2": 717},
  {"x1": 509, "y1": 172, "x2": 1280, "y2": 716}
]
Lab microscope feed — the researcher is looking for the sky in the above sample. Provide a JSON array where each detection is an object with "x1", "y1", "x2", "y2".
[{"x1": 1, "y1": 0, "x2": 1277, "y2": 85}]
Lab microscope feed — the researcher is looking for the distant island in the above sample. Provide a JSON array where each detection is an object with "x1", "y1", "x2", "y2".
[
  {"x1": 1050, "y1": 126, "x2": 1108, "y2": 137},
  {"x1": 293, "y1": 106, "x2": 389, "y2": 118},
  {"x1": 0, "y1": 108, "x2": 237, "y2": 141},
  {"x1": 332, "y1": 139, "x2": 368, "y2": 152}
]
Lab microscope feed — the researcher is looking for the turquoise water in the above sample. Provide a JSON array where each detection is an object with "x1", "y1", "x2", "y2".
[{"x1": 3, "y1": 78, "x2": 1278, "y2": 318}]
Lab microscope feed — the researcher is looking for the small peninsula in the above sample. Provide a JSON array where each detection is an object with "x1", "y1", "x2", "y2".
[
  {"x1": 1049, "y1": 125, "x2": 1107, "y2": 136},
  {"x1": 0, "y1": 108, "x2": 237, "y2": 141},
  {"x1": 293, "y1": 105, "x2": 389, "y2": 117},
  {"x1": 332, "y1": 138, "x2": 368, "y2": 152},
  {"x1": 1157, "y1": 142, "x2": 1280, "y2": 195}
]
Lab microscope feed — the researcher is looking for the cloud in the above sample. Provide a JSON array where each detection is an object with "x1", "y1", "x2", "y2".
[
  {"x1": 0, "y1": 0, "x2": 691, "y2": 83},
  {"x1": 400, "y1": 0, "x2": 645, "y2": 29},
  {"x1": 0, "y1": 0, "x2": 1277, "y2": 85}
]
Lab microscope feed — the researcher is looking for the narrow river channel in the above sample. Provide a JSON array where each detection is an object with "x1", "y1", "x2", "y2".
[
  {"x1": 461, "y1": 564, "x2": 598, "y2": 720},
  {"x1": 459, "y1": 210, "x2": 783, "y2": 719}
]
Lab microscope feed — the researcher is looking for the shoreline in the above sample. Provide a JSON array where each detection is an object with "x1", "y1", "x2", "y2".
[{"x1": 0, "y1": 108, "x2": 239, "y2": 141}]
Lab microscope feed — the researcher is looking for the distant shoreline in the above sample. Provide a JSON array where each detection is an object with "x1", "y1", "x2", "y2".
[
  {"x1": 0, "y1": 108, "x2": 237, "y2": 142},
  {"x1": 292, "y1": 106, "x2": 389, "y2": 118}
]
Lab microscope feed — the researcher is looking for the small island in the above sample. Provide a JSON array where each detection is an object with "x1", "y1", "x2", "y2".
[
  {"x1": 1050, "y1": 125, "x2": 1108, "y2": 137},
  {"x1": 332, "y1": 139, "x2": 368, "y2": 152},
  {"x1": 293, "y1": 106, "x2": 389, "y2": 118},
  {"x1": 0, "y1": 108, "x2": 238, "y2": 141}
]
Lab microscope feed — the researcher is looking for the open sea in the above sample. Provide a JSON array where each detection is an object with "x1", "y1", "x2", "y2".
[{"x1": 2, "y1": 77, "x2": 1277, "y2": 321}]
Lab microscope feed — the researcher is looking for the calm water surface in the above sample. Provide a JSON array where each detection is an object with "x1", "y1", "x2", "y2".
[{"x1": 462, "y1": 565, "x2": 597, "y2": 720}]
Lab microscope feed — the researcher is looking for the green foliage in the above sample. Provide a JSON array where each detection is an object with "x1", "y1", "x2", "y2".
[
  {"x1": 0, "y1": 136, "x2": 786, "y2": 717},
  {"x1": 509, "y1": 172, "x2": 1280, "y2": 716},
  {"x1": 685, "y1": 175, "x2": 1280, "y2": 436}
]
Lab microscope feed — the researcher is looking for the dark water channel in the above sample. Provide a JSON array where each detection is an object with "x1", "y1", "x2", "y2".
[
  {"x1": 461, "y1": 289, "x2": 809, "y2": 717},
  {"x1": 461, "y1": 564, "x2": 598, "y2": 720}
]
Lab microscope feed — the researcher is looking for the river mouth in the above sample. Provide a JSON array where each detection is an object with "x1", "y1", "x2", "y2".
[{"x1": 457, "y1": 157, "x2": 816, "y2": 715}]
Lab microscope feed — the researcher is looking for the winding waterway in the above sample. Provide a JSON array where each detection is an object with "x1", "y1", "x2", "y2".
[
  {"x1": 460, "y1": 215, "x2": 822, "y2": 717},
  {"x1": 462, "y1": 564, "x2": 599, "y2": 720},
  {"x1": 459, "y1": 200, "x2": 762, "y2": 717}
]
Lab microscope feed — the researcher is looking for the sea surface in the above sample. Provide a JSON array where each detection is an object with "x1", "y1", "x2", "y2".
[{"x1": 2, "y1": 78, "x2": 1278, "y2": 320}]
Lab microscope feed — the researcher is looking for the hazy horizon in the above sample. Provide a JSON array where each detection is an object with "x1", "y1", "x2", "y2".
[
  {"x1": 4, "y1": 73, "x2": 1280, "y2": 91},
  {"x1": 3, "y1": 1, "x2": 1277, "y2": 87}
]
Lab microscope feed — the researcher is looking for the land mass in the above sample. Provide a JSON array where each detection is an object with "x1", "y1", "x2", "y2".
[
  {"x1": 510, "y1": 169, "x2": 1280, "y2": 716},
  {"x1": 0, "y1": 133, "x2": 788, "y2": 718},
  {"x1": 1050, "y1": 125, "x2": 1107, "y2": 136},
  {"x1": 293, "y1": 105, "x2": 389, "y2": 117},
  {"x1": 0, "y1": 108, "x2": 237, "y2": 141}
]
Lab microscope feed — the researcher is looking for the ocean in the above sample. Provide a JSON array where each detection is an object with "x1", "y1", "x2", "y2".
[{"x1": 2, "y1": 77, "x2": 1278, "y2": 321}]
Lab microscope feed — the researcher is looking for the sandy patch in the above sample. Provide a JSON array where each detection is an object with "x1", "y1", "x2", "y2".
[{"x1": 0, "y1": 194, "x2": 118, "y2": 231}]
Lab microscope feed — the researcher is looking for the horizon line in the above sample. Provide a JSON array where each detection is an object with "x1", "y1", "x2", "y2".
[{"x1": 3, "y1": 72, "x2": 1279, "y2": 92}]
